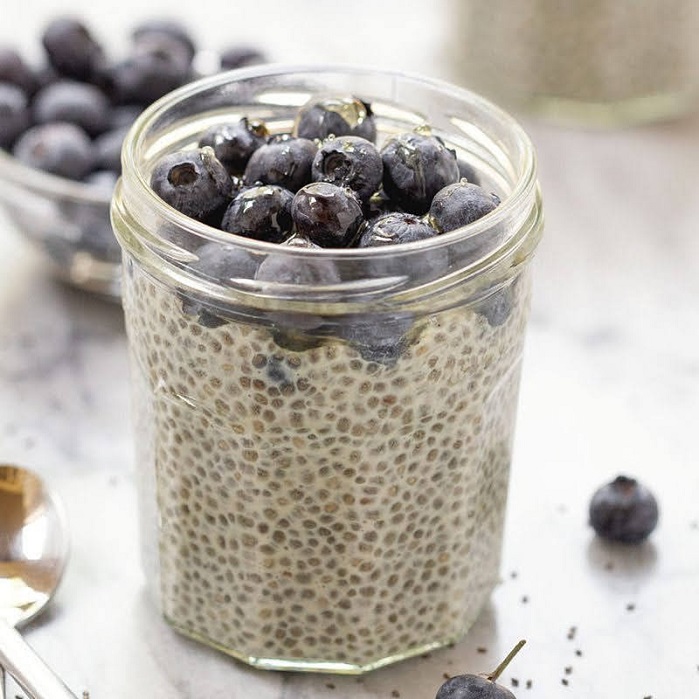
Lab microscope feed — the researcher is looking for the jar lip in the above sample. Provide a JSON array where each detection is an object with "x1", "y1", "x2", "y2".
[{"x1": 120, "y1": 62, "x2": 540, "y2": 262}]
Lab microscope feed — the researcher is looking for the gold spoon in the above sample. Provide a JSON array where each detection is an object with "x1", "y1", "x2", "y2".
[{"x1": 0, "y1": 464, "x2": 80, "y2": 699}]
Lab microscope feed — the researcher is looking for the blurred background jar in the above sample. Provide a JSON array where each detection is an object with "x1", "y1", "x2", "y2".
[{"x1": 451, "y1": 0, "x2": 699, "y2": 126}]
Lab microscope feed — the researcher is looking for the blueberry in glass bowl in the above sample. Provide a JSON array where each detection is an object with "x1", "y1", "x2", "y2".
[{"x1": 0, "y1": 15, "x2": 267, "y2": 299}]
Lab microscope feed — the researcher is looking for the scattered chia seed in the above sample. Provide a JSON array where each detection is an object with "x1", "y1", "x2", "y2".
[
  {"x1": 521, "y1": 595, "x2": 529, "y2": 604},
  {"x1": 526, "y1": 679, "x2": 533, "y2": 689},
  {"x1": 627, "y1": 603, "x2": 636, "y2": 611},
  {"x1": 564, "y1": 666, "x2": 573, "y2": 675},
  {"x1": 575, "y1": 649, "x2": 583, "y2": 657},
  {"x1": 562, "y1": 678, "x2": 569, "y2": 686},
  {"x1": 477, "y1": 646, "x2": 488, "y2": 654},
  {"x1": 391, "y1": 690, "x2": 400, "y2": 698},
  {"x1": 567, "y1": 626, "x2": 577, "y2": 640},
  {"x1": 511, "y1": 678, "x2": 519, "y2": 687},
  {"x1": 325, "y1": 682, "x2": 336, "y2": 689}
]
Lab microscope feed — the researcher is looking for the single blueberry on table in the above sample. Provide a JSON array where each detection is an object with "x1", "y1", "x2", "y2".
[
  {"x1": 291, "y1": 182, "x2": 364, "y2": 248},
  {"x1": 312, "y1": 135, "x2": 383, "y2": 204},
  {"x1": 244, "y1": 136, "x2": 317, "y2": 193},
  {"x1": 381, "y1": 131, "x2": 459, "y2": 214},
  {"x1": 294, "y1": 96, "x2": 376, "y2": 143},
  {"x1": 41, "y1": 17, "x2": 105, "y2": 81},
  {"x1": 33, "y1": 80, "x2": 111, "y2": 137},
  {"x1": 0, "y1": 82, "x2": 31, "y2": 149},
  {"x1": 429, "y1": 181, "x2": 500, "y2": 233},
  {"x1": 150, "y1": 147, "x2": 233, "y2": 221},
  {"x1": 13, "y1": 122, "x2": 94, "y2": 180},
  {"x1": 589, "y1": 475, "x2": 659, "y2": 544},
  {"x1": 0, "y1": 47, "x2": 37, "y2": 95},
  {"x1": 221, "y1": 184, "x2": 294, "y2": 243},
  {"x1": 199, "y1": 117, "x2": 269, "y2": 175}
]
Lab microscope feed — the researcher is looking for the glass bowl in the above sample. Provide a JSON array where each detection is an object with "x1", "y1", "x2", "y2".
[{"x1": 0, "y1": 147, "x2": 121, "y2": 298}]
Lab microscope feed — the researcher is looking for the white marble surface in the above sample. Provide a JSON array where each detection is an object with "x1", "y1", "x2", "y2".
[{"x1": 2, "y1": 2, "x2": 699, "y2": 698}]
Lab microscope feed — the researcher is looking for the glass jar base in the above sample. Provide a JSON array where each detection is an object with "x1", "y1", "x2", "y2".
[{"x1": 163, "y1": 610, "x2": 487, "y2": 675}]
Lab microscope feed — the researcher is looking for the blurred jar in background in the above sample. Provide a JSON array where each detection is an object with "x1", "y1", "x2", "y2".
[{"x1": 451, "y1": 0, "x2": 699, "y2": 126}]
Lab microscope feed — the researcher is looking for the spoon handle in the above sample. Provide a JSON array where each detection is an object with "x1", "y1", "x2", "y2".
[{"x1": 0, "y1": 621, "x2": 79, "y2": 699}]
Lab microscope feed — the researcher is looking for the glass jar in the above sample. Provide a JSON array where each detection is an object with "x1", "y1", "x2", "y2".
[
  {"x1": 111, "y1": 65, "x2": 543, "y2": 674},
  {"x1": 452, "y1": 0, "x2": 699, "y2": 125}
]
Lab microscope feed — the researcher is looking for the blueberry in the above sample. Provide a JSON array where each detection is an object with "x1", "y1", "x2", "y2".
[
  {"x1": 291, "y1": 182, "x2": 364, "y2": 248},
  {"x1": 181, "y1": 241, "x2": 260, "y2": 327},
  {"x1": 13, "y1": 122, "x2": 94, "y2": 180},
  {"x1": 312, "y1": 135, "x2": 383, "y2": 203},
  {"x1": 109, "y1": 104, "x2": 143, "y2": 130},
  {"x1": 109, "y1": 37, "x2": 191, "y2": 106},
  {"x1": 474, "y1": 283, "x2": 515, "y2": 327},
  {"x1": 33, "y1": 80, "x2": 111, "y2": 137},
  {"x1": 294, "y1": 96, "x2": 376, "y2": 142},
  {"x1": 41, "y1": 17, "x2": 105, "y2": 81},
  {"x1": 150, "y1": 147, "x2": 233, "y2": 221},
  {"x1": 221, "y1": 184, "x2": 294, "y2": 243},
  {"x1": 0, "y1": 47, "x2": 37, "y2": 95},
  {"x1": 199, "y1": 117, "x2": 269, "y2": 175},
  {"x1": 358, "y1": 211, "x2": 439, "y2": 247},
  {"x1": 436, "y1": 674, "x2": 515, "y2": 699},
  {"x1": 93, "y1": 126, "x2": 130, "y2": 173},
  {"x1": 244, "y1": 136, "x2": 317, "y2": 193},
  {"x1": 589, "y1": 475, "x2": 659, "y2": 544},
  {"x1": 381, "y1": 131, "x2": 459, "y2": 214},
  {"x1": 0, "y1": 82, "x2": 31, "y2": 149},
  {"x1": 131, "y1": 18, "x2": 196, "y2": 63},
  {"x1": 340, "y1": 314, "x2": 415, "y2": 366},
  {"x1": 358, "y1": 212, "x2": 448, "y2": 282},
  {"x1": 220, "y1": 45, "x2": 267, "y2": 70},
  {"x1": 255, "y1": 237, "x2": 341, "y2": 286},
  {"x1": 429, "y1": 181, "x2": 500, "y2": 233}
]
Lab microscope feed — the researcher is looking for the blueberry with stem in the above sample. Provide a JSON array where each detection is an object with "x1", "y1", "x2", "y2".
[{"x1": 436, "y1": 639, "x2": 526, "y2": 699}]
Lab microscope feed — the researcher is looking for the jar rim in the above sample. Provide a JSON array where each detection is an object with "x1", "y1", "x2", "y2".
[{"x1": 114, "y1": 64, "x2": 543, "y2": 309}]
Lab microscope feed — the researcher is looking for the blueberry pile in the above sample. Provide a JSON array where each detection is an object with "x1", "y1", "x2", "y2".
[
  {"x1": 149, "y1": 95, "x2": 500, "y2": 259},
  {"x1": 0, "y1": 16, "x2": 267, "y2": 186}
]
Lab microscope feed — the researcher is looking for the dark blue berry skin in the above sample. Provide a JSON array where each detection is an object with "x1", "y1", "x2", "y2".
[
  {"x1": 340, "y1": 313, "x2": 415, "y2": 367},
  {"x1": 381, "y1": 132, "x2": 459, "y2": 214},
  {"x1": 41, "y1": 17, "x2": 105, "y2": 81},
  {"x1": 0, "y1": 82, "x2": 30, "y2": 149},
  {"x1": 109, "y1": 104, "x2": 143, "y2": 130},
  {"x1": 244, "y1": 136, "x2": 317, "y2": 193},
  {"x1": 474, "y1": 283, "x2": 515, "y2": 327},
  {"x1": 131, "y1": 19, "x2": 196, "y2": 63},
  {"x1": 33, "y1": 80, "x2": 111, "y2": 137},
  {"x1": 589, "y1": 475, "x2": 659, "y2": 544},
  {"x1": 358, "y1": 212, "x2": 448, "y2": 282},
  {"x1": 221, "y1": 184, "x2": 294, "y2": 243},
  {"x1": 93, "y1": 126, "x2": 130, "y2": 174},
  {"x1": 108, "y1": 37, "x2": 191, "y2": 106},
  {"x1": 13, "y1": 122, "x2": 94, "y2": 180},
  {"x1": 312, "y1": 135, "x2": 383, "y2": 204},
  {"x1": 358, "y1": 211, "x2": 439, "y2": 247},
  {"x1": 199, "y1": 118, "x2": 269, "y2": 175},
  {"x1": 294, "y1": 97, "x2": 376, "y2": 143},
  {"x1": 457, "y1": 159, "x2": 481, "y2": 186},
  {"x1": 150, "y1": 147, "x2": 233, "y2": 221},
  {"x1": 182, "y1": 241, "x2": 260, "y2": 327},
  {"x1": 429, "y1": 181, "x2": 500, "y2": 233},
  {"x1": 255, "y1": 236, "x2": 341, "y2": 286},
  {"x1": 291, "y1": 182, "x2": 364, "y2": 248},
  {"x1": 220, "y1": 45, "x2": 267, "y2": 70},
  {"x1": 436, "y1": 674, "x2": 515, "y2": 699},
  {"x1": 0, "y1": 48, "x2": 37, "y2": 95}
]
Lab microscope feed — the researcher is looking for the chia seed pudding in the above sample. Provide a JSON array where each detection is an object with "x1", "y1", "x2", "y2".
[
  {"x1": 112, "y1": 67, "x2": 543, "y2": 673},
  {"x1": 453, "y1": 0, "x2": 699, "y2": 125}
]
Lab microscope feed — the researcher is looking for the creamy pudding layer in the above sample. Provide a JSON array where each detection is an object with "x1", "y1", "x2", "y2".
[{"x1": 125, "y1": 263, "x2": 531, "y2": 670}]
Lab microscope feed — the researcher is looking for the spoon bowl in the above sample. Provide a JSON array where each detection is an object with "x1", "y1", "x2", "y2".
[
  {"x1": 0, "y1": 464, "x2": 69, "y2": 628},
  {"x1": 0, "y1": 464, "x2": 79, "y2": 699}
]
